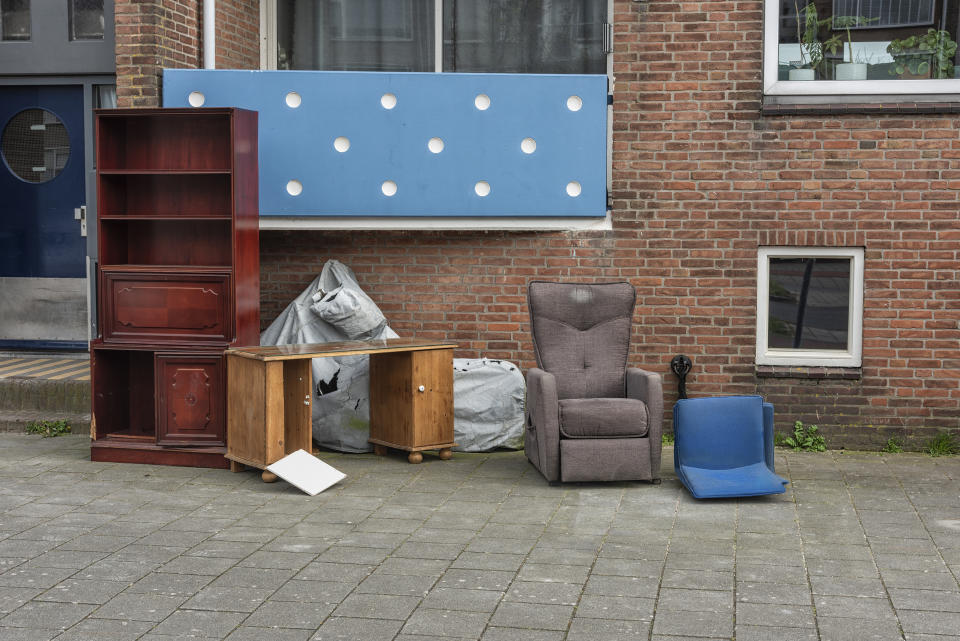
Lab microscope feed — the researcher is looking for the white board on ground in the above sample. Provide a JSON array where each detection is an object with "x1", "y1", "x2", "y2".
[{"x1": 265, "y1": 449, "x2": 346, "y2": 496}]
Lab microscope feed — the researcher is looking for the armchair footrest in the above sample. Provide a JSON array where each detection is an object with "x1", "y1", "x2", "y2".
[{"x1": 560, "y1": 437, "x2": 652, "y2": 482}]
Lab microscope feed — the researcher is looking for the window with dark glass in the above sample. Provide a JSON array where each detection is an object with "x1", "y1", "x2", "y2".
[
  {"x1": 276, "y1": 0, "x2": 606, "y2": 73},
  {"x1": 69, "y1": 0, "x2": 105, "y2": 40},
  {"x1": 0, "y1": 0, "x2": 30, "y2": 41},
  {"x1": 767, "y1": 257, "x2": 851, "y2": 351},
  {"x1": 443, "y1": 0, "x2": 606, "y2": 73}
]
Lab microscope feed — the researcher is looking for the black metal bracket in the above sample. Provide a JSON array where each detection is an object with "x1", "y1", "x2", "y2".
[{"x1": 670, "y1": 355, "x2": 692, "y2": 399}]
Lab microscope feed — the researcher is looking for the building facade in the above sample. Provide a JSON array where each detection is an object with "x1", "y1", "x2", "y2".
[{"x1": 3, "y1": 0, "x2": 958, "y2": 448}]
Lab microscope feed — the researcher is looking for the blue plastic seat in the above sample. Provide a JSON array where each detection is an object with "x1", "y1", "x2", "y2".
[{"x1": 673, "y1": 395, "x2": 788, "y2": 499}]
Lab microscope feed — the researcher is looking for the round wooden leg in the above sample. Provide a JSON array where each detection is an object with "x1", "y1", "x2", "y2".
[
  {"x1": 373, "y1": 444, "x2": 388, "y2": 456},
  {"x1": 407, "y1": 451, "x2": 423, "y2": 464},
  {"x1": 261, "y1": 470, "x2": 278, "y2": 483},
  {"x1": 438, "y1": 448, "x2": 453, "y2": 460}
]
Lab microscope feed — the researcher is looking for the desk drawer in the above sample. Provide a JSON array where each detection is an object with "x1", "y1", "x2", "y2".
[{"x1": 100, "y1": 269, "x2": 232, "y2": 344}]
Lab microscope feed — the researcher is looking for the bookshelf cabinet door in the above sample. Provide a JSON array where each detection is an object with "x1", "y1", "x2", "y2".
[{"x1": 156, "y1": 354, "x2": 225, "y2": 447}]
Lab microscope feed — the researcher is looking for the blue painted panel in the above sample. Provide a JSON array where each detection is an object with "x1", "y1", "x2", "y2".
[{"x1": 163, "y1": 70, "x2": 607, "y2": 218}]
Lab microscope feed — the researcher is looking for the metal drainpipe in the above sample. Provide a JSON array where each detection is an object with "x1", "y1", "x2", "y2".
[{"x1": 203, "y1": 0, "x2": 216, "y2": 69}]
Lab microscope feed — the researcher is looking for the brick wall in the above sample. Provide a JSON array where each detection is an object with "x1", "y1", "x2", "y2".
[
  {"x1": 258, "y1": 0, "x2": 960, "y2": 450},
  {"x1": 115, "y1": 0, "x2": 258, "y2": 108}
]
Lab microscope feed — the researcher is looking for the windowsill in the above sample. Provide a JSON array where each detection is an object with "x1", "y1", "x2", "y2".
[
  {"x1": 755, "y1": 365, "x2": 861, "y2": 380},
  {"x1": 259, "y1": 214, "x2": 614, "y2": 231},
  {"x1": 762, "y1": 94, "x2": 960, "y2": 115}
]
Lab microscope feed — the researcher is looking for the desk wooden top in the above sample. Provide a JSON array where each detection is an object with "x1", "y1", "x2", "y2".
[{"x1": 225, "y1": 338, "x2": 458, "y2": 361}]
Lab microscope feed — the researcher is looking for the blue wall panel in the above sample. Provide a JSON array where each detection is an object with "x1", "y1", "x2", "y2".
[{"x1": 162, "y1": 70, "x2": 606, "y2": 218}]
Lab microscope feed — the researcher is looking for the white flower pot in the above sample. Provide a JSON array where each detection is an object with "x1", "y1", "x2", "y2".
[
  {"x1": 789, "y1": 68, "x2": 815, "y2": 81},
  {"x1": 835, "y1": 63, "x2": 867, "y2": 81}
]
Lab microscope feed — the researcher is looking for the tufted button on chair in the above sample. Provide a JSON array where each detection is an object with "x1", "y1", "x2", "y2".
[{"x1": 524, "y1": 281, "x2": 663, "y2": 483}]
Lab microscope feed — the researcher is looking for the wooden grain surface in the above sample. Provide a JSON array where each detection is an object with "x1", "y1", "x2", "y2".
[{"x1": 226, "y1": 339, "x2": 456, "y2": 361}]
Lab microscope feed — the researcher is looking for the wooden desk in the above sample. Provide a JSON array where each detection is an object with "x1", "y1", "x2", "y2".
[{"x1": 225, "y1": 339, "x2": 457, "y2": 479}]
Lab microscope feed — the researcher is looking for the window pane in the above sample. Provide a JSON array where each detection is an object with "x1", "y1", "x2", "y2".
[
  {"x1": 277, "y1": 0, "x2": 434, "y2": 71},
  {"x1": 1, "y1": 109, "x2": 71, "y2": 184},
  {"x1": 767, "y1": 257, "x2": 850, "y2": 351},
  {"x1": 69, "y1": 0, "x2": 105, "y2": 40},
  {"x1": 779, "y1": 0, "x2": 960, "y2": 81},
  {"x1": 443, "y1": 0, "x2": 606, "y2": 73},
  {"x1": 1, "y1": 0, "x2": 30, "y2": 41}
]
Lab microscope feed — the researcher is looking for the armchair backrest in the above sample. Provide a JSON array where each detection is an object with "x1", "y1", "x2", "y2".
[{"x1": 527, "y1": 281, "x2": 635, "y2": 399}]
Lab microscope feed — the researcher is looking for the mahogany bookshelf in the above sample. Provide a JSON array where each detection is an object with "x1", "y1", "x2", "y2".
[{"x1": 90, "y1": 108, "x2": 259, "y2": 468}]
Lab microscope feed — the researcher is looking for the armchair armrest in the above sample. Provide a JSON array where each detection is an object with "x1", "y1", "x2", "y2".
[
  {"x1": 626, "y1": 367, "x2": 664, "y2": 479},
  {"x1": 526, "y1": 367, "x2": 561, "y2": 482}
]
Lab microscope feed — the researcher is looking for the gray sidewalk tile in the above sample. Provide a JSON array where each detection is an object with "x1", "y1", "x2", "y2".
[
  {"x1": 818, "y1": 616, "x2": 905, "y2": 641},
  {"x1": 150, "y1": 609, "x2": 246, "y2": 638},
  {"x1": 181, "y1": 586, "x2": 272, "y2": 613},
  {"x1": 35, "y1": 578, "x2": 127, "y2": 604},
  {"x1": 437, "y1": 569, "x2": 514, "y2": 591},
  {"x1": 814, "y1": 594, "x2": 897, "y2": 620},
  {"x1": 225, "y1": 627, "x2": 311, "y2": 641},
  {"x1": 421, "y1": 586, "x2": 503, "y2": 612},
  {"x1": 735, "y1": 625, "x2": 818, "y2": 641},
  {"x1": 657, "y1": 587, "x2": 732, "y2": 612},
  {"x1": 480, "y1": 628, "x2": 563, "y2": 641},
  {"x1": 490, "y1": 601, "x2": 573, "y2": 630},
  {"x1": 736, "y1": 602, "x2": 816, "y2": 628},
  {"x1": 354, "y1": 572, "x2": 435, "y2": 597},
  {"x1": 55, "y1": 618, "x2": 153, "y2": 641},
  {"x1": 505, "y1": 580, "x2": 581, "y2": 606},
  {"x1": 0, "y1": 626, "x2": 60, "y2": 641},
  {"x1": 243, "y1": 600, "x2": 335, "y2": 628},
  {"x1": 576, "y1": 594, "x2": 655, "y2": 620},
  {"x1": 737, "y1": 581, "x2": 811, "y2": 605},
  {"x1": 566, "y1": 617, "x2": 651, "y2": 641},
  {"x1": 91, "y1": 592, "x2": 186, "y2": 621},
  {"x1": 889, "y1": 588, "x2": 960, "y2": 612},
  {"x1": 899, "y1": 610, "x2": 960, "y2": 636},
  {"x1": 0, "y1": 601, "x2": 96, "y2": 630},
  {"x1": 651, "y1": 609, "x2": 733, "y2": 638},
  {"x1": 401, "y1": 608, "x2": 489, "y2": 638},
  {"x1": 332, "y1": 593, "x2": 421, "y2": 620}
]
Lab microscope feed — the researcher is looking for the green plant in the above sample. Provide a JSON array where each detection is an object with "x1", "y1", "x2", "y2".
[
  {"x1": 881, "y1": 437, "x2": 903, "y2": 454},
  {"x1": 25, "y1": 419, "x2": 72, "y2": 438},
  {"x1": 822, "y1": 15, "x2": 879, "y2": 64},
  {"x1": 662, "y1": 433, "x2": 674, "y2": 446},
  {"x1": 887, "y1": 29, "x2": 958, "y2": 78},
  {"x1": 924, "y1": 431, "x2": 959, "y2": 457},
  {"x1": 793, "y1": 2, "x2": 824, "y2": 70},
  {"x1": 784, "y1": 420, "x2": 826, "y2": 452},
  {"x1": 774, "y1": 432, "x2": 789, "y2": 447}
]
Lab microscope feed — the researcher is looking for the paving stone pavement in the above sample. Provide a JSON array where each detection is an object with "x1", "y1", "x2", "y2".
[{"x1": 0, "y1": 434, "x2": 958, "y2": 640}]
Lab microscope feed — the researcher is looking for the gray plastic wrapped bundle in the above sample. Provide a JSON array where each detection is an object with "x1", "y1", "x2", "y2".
[{"x1": 260, "y1": 260, "x2": 525, "y2": 452}]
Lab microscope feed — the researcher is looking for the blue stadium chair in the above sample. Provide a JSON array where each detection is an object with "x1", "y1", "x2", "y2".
[{"x1": 673, "y1": 395, "x2": 789, "y2": 499}]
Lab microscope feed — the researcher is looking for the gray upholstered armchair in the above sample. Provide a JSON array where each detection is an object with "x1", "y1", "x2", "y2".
[{"x1": 525, "y1": 281, "x2": 663, "y2": 483}]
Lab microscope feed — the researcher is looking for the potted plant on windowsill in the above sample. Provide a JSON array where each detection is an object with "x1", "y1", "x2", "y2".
[
  {"x1": 886, "y1": 29, "x2": 958, "y2": 79},
  {"x1": 789, "y1": 1, "x2": 823, "y2": 80},
  {"x1": 824, "y1": 14, "x2": 878, "y2": 81}
]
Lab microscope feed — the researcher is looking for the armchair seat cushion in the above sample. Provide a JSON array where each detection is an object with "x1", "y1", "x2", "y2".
[{"x1": 559, "y1": 398, "x2": 648, "y2": 439}]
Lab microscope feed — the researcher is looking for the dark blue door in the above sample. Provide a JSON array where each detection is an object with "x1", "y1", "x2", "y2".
[{"x1": 0, "y1": 85, "x2": 86, "y2": 278}]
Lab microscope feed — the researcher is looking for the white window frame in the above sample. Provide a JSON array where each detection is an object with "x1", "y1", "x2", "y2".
[
  {"x1": 763, "y1": 0, "x2": 960, "y2": 96},
  {"x1": 756, "y1": 246, "x2": 864, "y2": 368}
]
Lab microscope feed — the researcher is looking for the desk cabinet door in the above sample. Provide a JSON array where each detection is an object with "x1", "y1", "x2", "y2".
[{"x1": 156, "y1": 354, "x2": 225, "y2": 447}]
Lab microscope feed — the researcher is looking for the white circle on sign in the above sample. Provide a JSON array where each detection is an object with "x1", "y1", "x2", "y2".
[
  {"x1": 566, "y1": 181, "x2": 582, "y2": 197},
  {"x1": 334, "y1": 137, "x2": 350, "y2": 152},
  {"x1": 475, "y1": 181, "x2": 491, "y2": 197},
  {"x1": 285, "y1": 92, "x2": 302, "y2": 108},
  {"x1": 286, "y1": 180, "x2": 303, "y2": 196},
  {"x1": 188, "y1": 91, "x2": 205, "y2": 107},
  {"x1": 382, "y1": 180, "x2": 398, "y2": 196},
  {"x1": 381, "y1": 93, "x2": 397, "y2": 109},
  {"x1": 566, "y1": 95, "x2": 583, "y2": 111},
  {"x1": 475, "y1": 94, "x2": 491, "y2": 110},
  {"x1": 428, "y1": 137, "x2": 444, "y2": 154},
  {"x1": 521, "y1": 138, "x2": 537, "y2": 154}
]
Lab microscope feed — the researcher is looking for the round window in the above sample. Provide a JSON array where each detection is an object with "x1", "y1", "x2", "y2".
[{"x1": 1, "y1": 109, "x2": 71, "y2": 183}]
